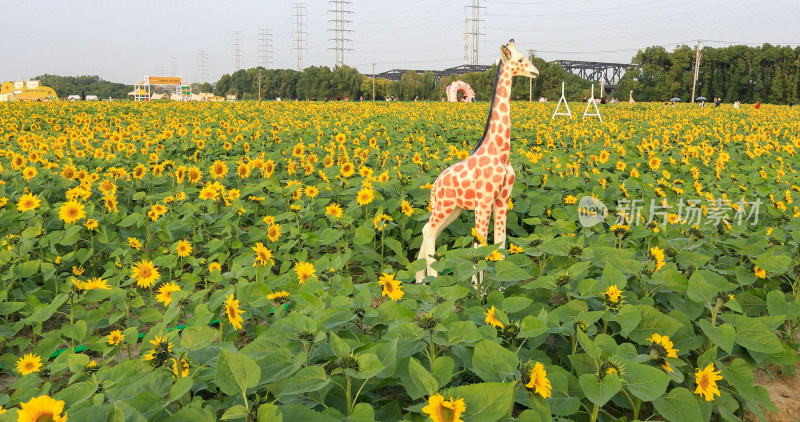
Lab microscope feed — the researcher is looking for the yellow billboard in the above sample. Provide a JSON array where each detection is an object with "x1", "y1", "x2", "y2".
[{"x1": 149, "y1": 77, "x2": 182, "y2": 85}]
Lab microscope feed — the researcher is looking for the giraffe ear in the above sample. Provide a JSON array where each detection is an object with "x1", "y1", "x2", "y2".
[{"x1": 500, "y1": 44, "x2": 512, "y2": 62}]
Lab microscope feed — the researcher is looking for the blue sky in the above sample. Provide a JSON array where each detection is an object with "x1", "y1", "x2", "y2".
[{"x1": 2, "y1": 0, "x2": 799, "y2": 84}]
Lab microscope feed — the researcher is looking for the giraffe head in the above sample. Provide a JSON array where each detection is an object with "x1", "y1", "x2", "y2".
[{"x1": 499, "y1": 39, "x2": 539, "y2": 79}]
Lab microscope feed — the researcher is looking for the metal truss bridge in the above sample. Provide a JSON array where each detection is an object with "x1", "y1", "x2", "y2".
[
  {"x1": 551, "y1": 60, "x2": 638, "y2": 91},
  {"x1": 365, "y1": 61, "x2": 637, "y2": 93}
]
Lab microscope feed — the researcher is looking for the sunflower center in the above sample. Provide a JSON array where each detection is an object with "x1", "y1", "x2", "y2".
[
  {"x1": 33, "y1": 411, "x2": 56, "y2": 422},
  {"x1": 68, "y1": 208, "x2": 78, "y2": 217},
  {"x1": 699, "y1": 375, "x2": 710, "y2": 390},
  {"x1": 140, "y1": 268, "x2": 152, "y2": 278}
]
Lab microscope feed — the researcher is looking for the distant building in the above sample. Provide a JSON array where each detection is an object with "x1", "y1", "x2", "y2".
[{"x1": 0, "y1": 80, "x2": 57, "y2": 101}]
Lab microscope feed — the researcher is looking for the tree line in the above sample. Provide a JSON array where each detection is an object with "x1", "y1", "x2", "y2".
[
  {"x1": 34, "y1": 74, "x2": 133, "y2": 99},
  {"x1": 28, "y1": 43, "x2": 798, "y2": 103},
  {"x1": 614, "y1": 43, "x2": 800, "y2": 104},
  {"x1": 212, "y1": 58, "x2": 594, "y2": 102}
]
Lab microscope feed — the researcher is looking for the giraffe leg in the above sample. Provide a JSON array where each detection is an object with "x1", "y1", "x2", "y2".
[
  {"x1": 416, "y1": 207, "x2": 462, "y2": 284},
  {"x1": 493, "y1": 198, "x2": 509, "y2": 250},
  {"x1": 472, "y1": 204, "x2": 493, "y2": 290},
  {"x1": 494, "y1": 166, "x2": 515, "y2": 249}
]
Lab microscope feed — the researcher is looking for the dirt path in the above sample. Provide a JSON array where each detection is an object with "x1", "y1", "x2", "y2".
[{"x1": 752, "y1": 363, "x2": 800, "y2": 422}]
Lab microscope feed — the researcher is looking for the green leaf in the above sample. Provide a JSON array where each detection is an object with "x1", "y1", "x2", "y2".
[
  {"x1": 519, "y1": 315, "x2": 548, "y2": 338},
  {"x1": 279, "y1": 365, "x2": 329, "y2": 396},
  {"x1": 257, "y1": 404, "x2": 282, "y2": 422},
  {"x1": 579, "y1": 373, "x2": 621, "y2": 406},
  {"x1": 407, "y1": 357, "x2": 439, "y2": 398},
  {"x1": 754, "y1": 250, "x2": 792, "y2": 275},
  {"x1": 179, "y1": 325, "x2": 218, "y2": 350},
  {"x1": 726, "y1": 314, "x2": 783, "y2": 354},
  {"x1": 329, "y1": 332, "x2": 350, "y2": 359},
  {"x1": 471, "y1": 339, "x2": 520, "y2": 382},
  {"x1": 214, "y1": 348, "x2": 261, "y2": 395},
  {"x1": 614, "y1": 304, "x2": 641, "y2": 338},
  {"x1": 61, "y1": 319, "x2": 87, "y2": 343},
  {"x1": 628, "y1": 305, "x2": 682, "y2": 344},
  {"x1": 722, "y1": 358, "x2": 755, "y2": 401},
  {"x1": 576, "y1": 330, "x2": 600, "y2": 360},
  {"x1": 601, "y1": 263, "x2": 626, "y2": 289},
  {"x1": 621, "y1": 361, "x2": 670, "y2": 401},
  {"x1": 494, "y1": 260, "x2": 532, "y2": 282},
  {"x1": 652, "y1": 387, "x2": 702, "y2": 422},
  {"x1": 221, "y1": 405, "x2": 249, "y2": 420},
  {"x1": 686, "y1": 271, "x2": 719, "y2": 303},
  {"x1": 696, "y1": 320, "x2": 735, "y2": 354},
  {"x1": 14, "y1": 260, "x2": 40, "y2": 278},
  {"x1": 0, "y1": 302, "x2": 26, "y2": 316},
  {"x1": 166, "y1": 407, "x2": 217, "y2": 422},
  {"x1": 170, "y1": 377, "x2": 194, "y2": 402},
  {"x1": 440, "y1": 382, "x2": 516, "y2": 421},
  {"x1": 26, "y1": 294, "x2": 69, "y2": 324},
  {"x1": 351, "y1": 353, "x2": 385, "y2": 379}
]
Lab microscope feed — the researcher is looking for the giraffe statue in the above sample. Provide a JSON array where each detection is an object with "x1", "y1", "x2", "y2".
[
  {"x1": 629, "y1": 90, "x2": 636, "y2": 104},
  {"x1": 415, "y1": 40, "x2": 539, "y2": 284}
]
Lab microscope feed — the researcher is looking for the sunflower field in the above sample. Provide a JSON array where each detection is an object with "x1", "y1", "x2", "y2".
[{"x1": 0, "y1": 100, "x2": 799, "y2": 421}]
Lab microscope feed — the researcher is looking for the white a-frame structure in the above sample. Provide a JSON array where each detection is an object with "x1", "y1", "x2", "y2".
[
  {"x1": 582, "y1": 84, "x2": 603, "y2": 122},
  {"x1": 551, "y1": 81, "x2": 572, "y2": 119}
]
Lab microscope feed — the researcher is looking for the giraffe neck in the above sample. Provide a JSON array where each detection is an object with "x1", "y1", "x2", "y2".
[{"x1": 472, "y1": 62, "x2": 513, "y2": 164}]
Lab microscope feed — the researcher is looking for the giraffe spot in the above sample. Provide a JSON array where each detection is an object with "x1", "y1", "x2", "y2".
[
  {"x1": 502, "y1": 115, "x2": 509, "y2": 125},
  {"x1": 461, "y1": 179, "x2": 471, "y2": 188},
  {"x1": 465, "y1": 189, "x2": 475, "y2": 199},
  {"x1": 475, "y1": 180, "x2": 483, "y2": 189},
  {"x1": 497, "y1": 87, "x2": 507, "y2": 97},
  {"x1": 436, "y1": 212, "x2": 444, "y2": 219},
  {"x1": 477, "y1": 192, "x2": 484, "y2": 199},
  {"x1": 508, "y1": 174, "x2": 516, "y2": 184},
  {"x1": 436, "y1": 189, "x2": 445, "y2": 198},
  {"x1": 443, "y1": 200, "x2": 453, "y2": 208},
  {"x1": 467, "y1": 157, "x2": 476, "y2": 169},
  {"x1": 484, "y1": 167, "x2": 493, "y2": 177},
  {"x1": 456, "y1": 188, "x2": 463, "y2": 196},
  {"x1": 505, "y1": 128, "x2": 511, "y2": 138},
  {"x1": 504, "y1": 79, "x2": 512, "y2": 87},
  {"x1": 445, "y1": 188, "x2": 455, "y2": 198},
  {"x1": 499, "y1": 102, "x2": 508, "y2": 112},
  {"x1": 453, "y1": 163, "x2": 463, "y2": 173},
  {"x1": 493, "y1": 175, "x2": 502, "y2": 183},
  {"x1": 478, "y1": 156, "x2": 490, "y2": 166},
  {"x1": 495, "y1": 198, "x2": 505, "y2": 207},
  {"x1": 487, "y1": 144, "x2": 496, "y2": 154}
]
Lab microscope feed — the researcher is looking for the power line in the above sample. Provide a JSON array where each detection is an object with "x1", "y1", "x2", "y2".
[
  {"x1": 232, "y1": 31, "x2": 243, "y2": 71},
  {"x1": 258, "y1": 29, "x2": 273, "y2": 69},
  {"x1": 465, "y1": 0, "x2": 485, "y2": 65},
  {"x1": 197, "y1": 50, "x2": 208, "y2": 84},
  {"x1": 293, "y1": 3, "x2": 307, "y2": 71},
  {"x1": 328, "y1": 0, "x2": 353, "y2": 66}
]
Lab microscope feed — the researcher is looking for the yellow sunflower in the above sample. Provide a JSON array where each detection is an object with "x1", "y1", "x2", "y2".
[
  {"x1": 525, "y1": 362, "x2": 552, "y2": 398},
  {"x1": 694, "y1": 363, "x2": 723, "y2": 401},
  {"x1": 17, "y1": 395, "x2": 68, "y2": 422},
  {"x1": 107, "y1": 329, "x2": 125, "y2": 346},
  {"x1": 176, "y1": 240, "x2": 192, "y2": 258},
  {"x1": 16, "y1": 353, "x2": 43, "y2": 375},
  {"x1": 356, "y1": 188, "x2": 375, "y2": 206},
  {"x1": 379, "y1": 273, "x2": 404, "y2": 301},
  {"x1": 59, "y1": 199, "x2": 86, "y2": 224},
  {"x1": 16, "y1": 193, "x2": 41, "y2": 212},
  {"x1": 294, "y1": 261, "x2": 316, "y2": 284},
  {"x1": 484, "y1": 306, "x2": 504, "y2": 329},
  {"x1": 422, "y1": 393, "x2": 466, "y2": 422},
  {"x1": 267, "y1": 224, "x2": 283, "y2": 242},
  {"x1": 326, "y1": 203, "x2": 343, "y2": 219},
  {"x1": 224, "y1": 294, "x2": 245, "y2": 330},
  {"x1": 156, "y1": 282, "x2": 182, "y2": 306},
  {"x1": 131, "y1": 259, "x2": 160, "y2": 288}
]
